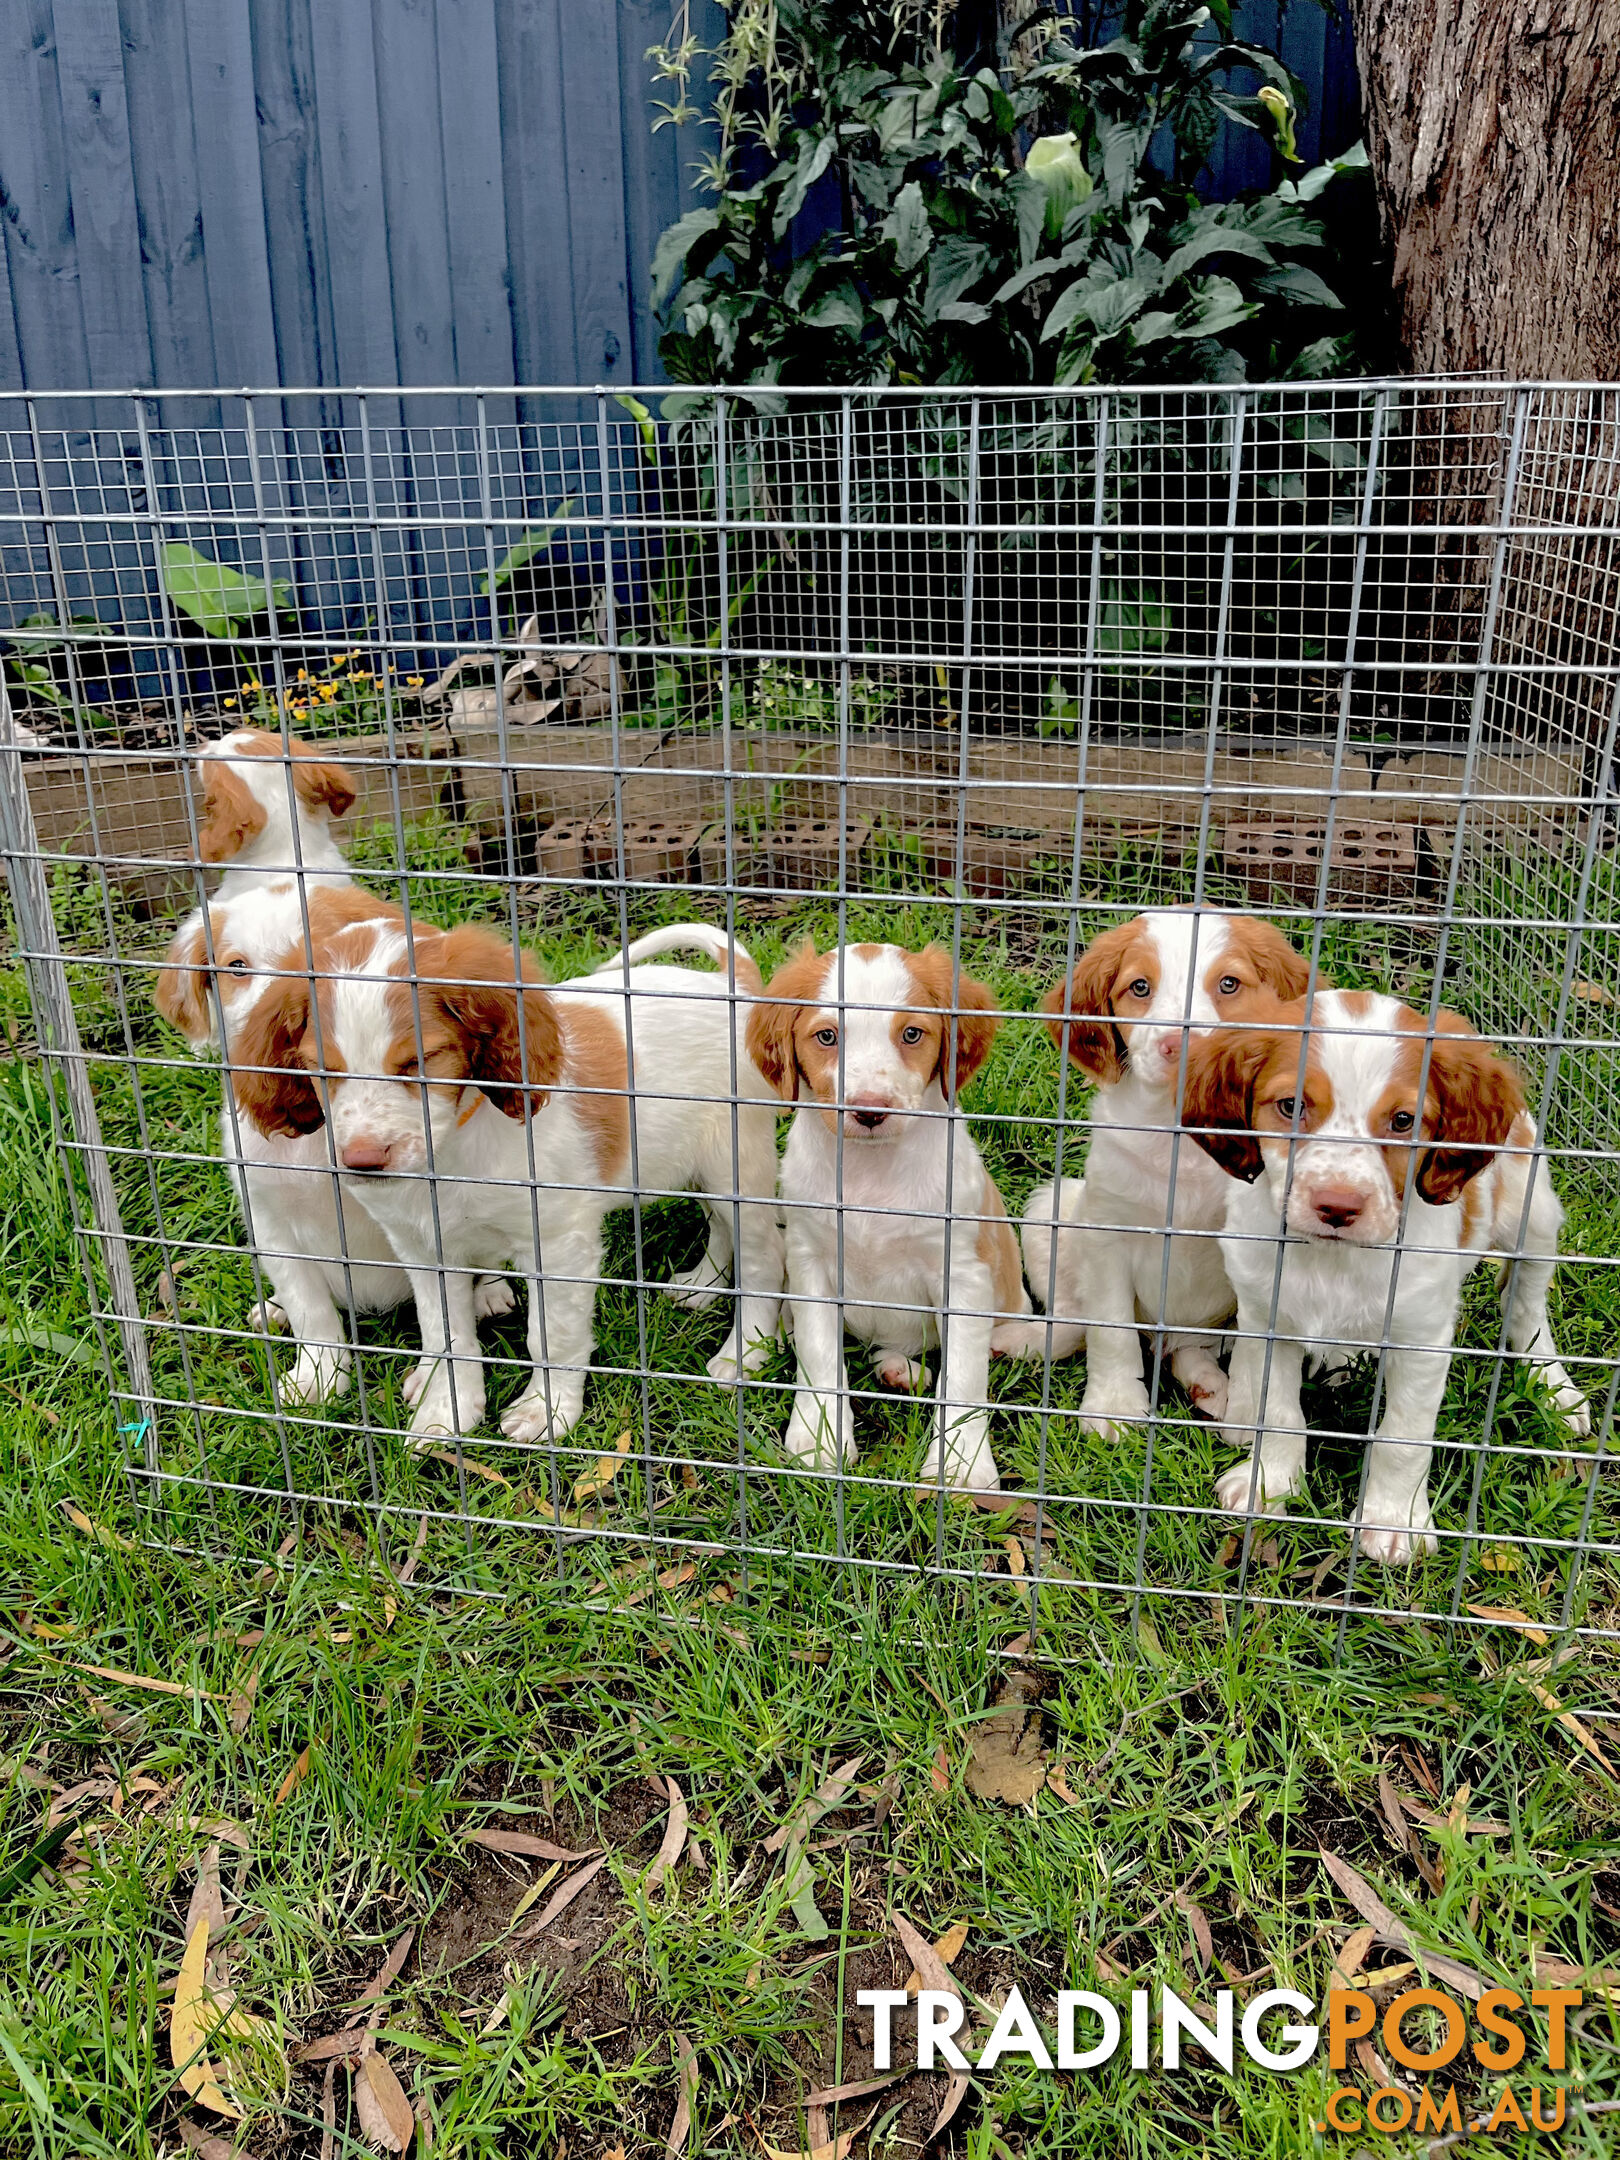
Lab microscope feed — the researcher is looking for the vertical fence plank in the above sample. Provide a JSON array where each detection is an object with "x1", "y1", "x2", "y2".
[
  {"x1": 183, "y1": 0, "x2": 279, "y2": 388},
  {"x1": 616, "y1": 0, "x2": 726, "y2": 383},
  {"x1": 435, "y1": 0, "x2": 515, "y2": 393},
  {"x1": 248, "y1": 0, "x2": 334, "y2": 388},
  {"x1": 111, "y1": 0, "x2": 217, "y2": 389},
  {"x1": 0, "y1": 1, "x2": 89, "y2": 393},
  {"x1": 51, "y1": 0, "x2": 153, "y2": 387},
  {"x1": 555, "y1": 0, "x2": 633, "y2": 385},
  {"x1": 493, "y1": 0, "x2": 576, "y2": 387}
]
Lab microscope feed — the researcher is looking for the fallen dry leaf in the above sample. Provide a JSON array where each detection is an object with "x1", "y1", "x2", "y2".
[
  {"x1": 615, "y1": 1562, "x2": 697, "y2": 1613},
  {"x1": 903, "y1": 1919, "x2": 967, "y2": 1997},
  {"x1": 348, "y1": 1927, "x2": 416, "y2": 2018},
  {"x1": 1317, "y1": 1847, "x2": 1484, "y2": 1998},
  {"x1": 1361, "y1": 1961, "x2": 1418, "y2": 1989},
  {"x1": 295, "y1": 2030, "x2": 373, "y2": 2064},
  {"x1": 175, "y1": 2123, "x2": 252, "y2": 2160},
  {"x1": 421, "y1": 1448, "x2": 508, "y2": 1486},
  {"x1": 273, "y1": 1746, "x2": 313, "y2": 1806},
  {"x1": 1175, "y1": 1890, "x2": 1213, "y2": 1971},
  {"x1": 227, "y1": 1672, "x2": 259, "y2": 1738},
  {"x1": 463, "y1": 1827, "x2": 595, "y2": 1863},
  {"x1": 1466, "y1": 1601, "x2": 1551, "y2": 1647},
  {"x1": 666, "y1": 2032, "x2": 698, "y2": 2155},
  {"x1": 170, "y1": 1920, "x2": 241, "y2": 2119},
  {"x1": 1331, "y1": 1925, "x2": 1376, "y2": 1987},
  {"x1": 928, "y1": 1746, "x2": 950, "y2": 1794},
  {"x1": 892, "y1": 1911, "x2": 961, "y2": 2002},
  {"x1": 756, "y1": 2104, "x2": 878, "y2": 2160},
  {"x1": 802, "y1": 2073, "x2": 905, "y2": 2107},
  {"x1": 186, "y1": 1844, "x2": 227, "y2": 1947},
  {"x1": 514, "y1": 1854, "x2": 607, "y2": 1939},
  {"x1": 72, "y1": 1661, "x2": 211, "y2": 1700},
  {"x1": 764, "y1": 1756, "x2": 867, "y2": 1856},
  {"x1": 1479, "y1": 1548, "x2": 1521, "y2": 1573},
  {"x1": 573, "y1": 1431, "x2": 633, "y2": 1507},
  {"x1": 644, "y1": 1778, "x2": 688, "y2": 1890},
  {"x1": 964, "y1": 1672, "x2": 1047, "y2": 1806},
  {"x1": 1004, "y1": 1536, "x2": 1026, "y2": 1577},
  {"x1": 59, "y1": 1500, "x2": 134, "y2": 1551},
  {"x1": 1045, "y1": 1762, "x2": 1083, "y2": 1808},
  {"x1": 509, "y1": 1864, "x2": 560, "y2": 1923},
  {"x1": 354, "y1": 2050, "x2": 415, "y2": 2153},
  {"x1": 84, "y1": 1691, "x2": 146, "y2": 1740},
  {"x1": 929, "y1": 2071, "x2": 971, "y2": 2141}
]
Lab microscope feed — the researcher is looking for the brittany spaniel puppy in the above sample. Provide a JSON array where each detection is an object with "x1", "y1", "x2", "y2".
[
  {"x1": 992, "y1": 910, "x2": 1311, "y2": 1434},
  {"x1": 194, "y1": 727, "x2": 357, "y2": 895},
  {"x1": 229, "y1": 918, "x2": 784, "y2": 1446},
  {"x1": 1183, "y1": 990, "x2": 1590, "y2": 1562},
  {"x1": 156, "y1": 881, "x2": 513, "y2": 1403},
  {"x1": 747, "y1": 942, "x2": 1028, "y2": 1492}
]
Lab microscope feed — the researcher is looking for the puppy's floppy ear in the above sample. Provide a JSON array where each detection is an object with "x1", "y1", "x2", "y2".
[
  {"x1": 290, "y1": 744, "x2": 358, "y2": 820},
  {"x1": 154, "y1": 916, "x2": 213, "y2": 1043},
  {"x1": 429, "y1": 924, "x2": 562, "y2": 1119},
  {"x1": 1416, "y1": 1019, "x2": 1526, "y2": 1206},
  {"x1": 1040, "y1": 920, "x2": 1138, "y2": 1083},
  {"x1": 230, "y1": 965, "x2": 323, "y2": 1136},
  {"x1": 909, "y1": 945, "x2": 1000, "y2": 1098},
  {"x1": 746, "y1": 941, "x2": 826, "y2": 1103},
  {"x1": 1181, "y1": 1028, "x2": 1280, "y2": 1184},
  {"x1": 1236, "y1": 915, "x2": 1313, "y2": 999},
  {"x1": 197, "y1": 763, "x2": 267, "y2": 864}
]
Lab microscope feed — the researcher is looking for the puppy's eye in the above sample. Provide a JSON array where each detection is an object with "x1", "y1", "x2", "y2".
[
  {"x1": 1217, "y1": 974, "x2": 1241, "y2": 996},
  {"x1": 1274, "y1": 1096, "x2": 1299, "y2": 1121},
  {"x1": 398, "y1": 1059, "x2": 422, "y2": 1079},
  {"x1": 1389, "y1": 1108, "x2": 1415, "y2": 1134},
  {"x1": 225, "y1": 957, "x2": 250, "y2": 975},
  {"x1": 1127, "y1": 977, "x2": 1152, "y2": 999},
  {"x1": 900, "y1": 1024, "x2": 924, "y2": 1045},
  {"x1": 814, "y1": 1028, "x2": 838, "y2": 1048}
]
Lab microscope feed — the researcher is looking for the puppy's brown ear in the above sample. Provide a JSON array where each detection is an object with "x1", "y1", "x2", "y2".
[
  {"x1": 154, "y1": 918, "x2": 212, "y2": 1042},
  {"x1": 1417, "y1": 1022, "x2": 1525, "y2": 1206},
  {"x1": 430, "y1": 924, "x2": 562, "y2": 1119},
  {"x1": 746, "y1": 942, "x2": 826, "y2": 1103},
  {"x1": 230, "y1": 968, "x2": 323, "y2": 1136},
  {"x1": 1236, "y1": 915, "x2": 1313, "y2": 999},
  {"x1": 1040, "y1": 920, "x2": 1137, "y2": 1083},
  {"x1": 198, "y1": 763, "x2": 267, "y2": 864},
  {"x1": 290, "y1": 745, "x2": 358, "y2": 820},
  {"x1": 1181, "y1": 1029, "x2": 1277, "y2": 1184},
  {"x1": 909, "y1": 946, "x2": 1000, "y2": 1098}
]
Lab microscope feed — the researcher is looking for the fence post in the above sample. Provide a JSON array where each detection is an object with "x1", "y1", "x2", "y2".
[{"x1": 0, "y1": 678, "x2": 157, "y2": 1480}]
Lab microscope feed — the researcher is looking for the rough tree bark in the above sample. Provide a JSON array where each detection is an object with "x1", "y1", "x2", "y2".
[{"x1": 1349, "y1": 0, "x2": 1620, "y2": 377}]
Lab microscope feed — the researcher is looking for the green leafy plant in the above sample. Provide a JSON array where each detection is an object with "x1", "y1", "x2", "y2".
[
  {"x1": 159, "y1": 543, "x2": 290, "y2": 641},
  {"x1": 649, "y1": 0, "x2": 1366, "y2": 387}
]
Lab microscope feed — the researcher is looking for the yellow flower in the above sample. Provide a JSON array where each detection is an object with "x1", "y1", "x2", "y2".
[
  {"x1": 406, "y1": 674, "x2": 424, "y2": 688},
  {"x1": 296, "y1": 667, "x2": 309, "y2": 682},
  {"x1": 318, "y1": 682, "x2": 338, "y2": 700},
  {"x1": 223, "y1": 696, "x2": 237, "y2": 708},
  {"x1": 241, "y1": 677, "x2": 262, "y2": 693},
  {"x1": 351, "y1": 669, "x2": 372, "y2": 683}
]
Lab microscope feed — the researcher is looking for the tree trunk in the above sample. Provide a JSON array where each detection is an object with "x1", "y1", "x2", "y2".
[{"x1": 1349, "y1": 0, "x2": 1620, "y2": 377}]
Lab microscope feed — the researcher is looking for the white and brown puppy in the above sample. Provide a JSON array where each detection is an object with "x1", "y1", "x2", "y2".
[
  {"x1": 156, "y1": 881, "x2": 514, "y2": 1403},
  {"x1": 993, "y1": 909, "x2": 1311, "y2": 1433},
  {"x1": 747, "y1": 942, "x2": 1028, "y2": 1492},
  {"x1": 231, "y1": 919, "x2": 784, "y2": 1445},
  {"x1": 195, "y1": 727, "x2": 357, "y2": 895},
  {"x1": 1183, "y1": 989, "x2": 1590, "y2": 1562}
]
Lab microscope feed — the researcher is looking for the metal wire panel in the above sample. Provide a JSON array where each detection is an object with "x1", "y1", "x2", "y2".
[{"x1": 1, "y1": 380, "x2": 1615, "y2": 1646}]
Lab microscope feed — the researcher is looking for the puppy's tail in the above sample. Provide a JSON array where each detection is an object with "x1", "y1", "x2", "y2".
[
  {"x1": 620, "y1": 922, "x2": 763, "y2": 996},
  {"x1": 1018, "y1": 1177, "x2": 1072, "y2": 1312}
]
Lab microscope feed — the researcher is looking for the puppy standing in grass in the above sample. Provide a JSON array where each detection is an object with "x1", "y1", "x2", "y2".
[
  {"x1": 993, "y1": 909, "x2": 1311, "y2": 1432},
  {"x1": 748, "y1": 943, "x2": 1028, "y2": 1492},
  {"x1": 1183, "y1": 990, "x2": 1591, "y2": 1561}
]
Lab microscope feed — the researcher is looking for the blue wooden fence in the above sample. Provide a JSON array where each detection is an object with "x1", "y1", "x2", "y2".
[{"x1": 0, "y1": 0, "x2": 1360, "y2": 397}]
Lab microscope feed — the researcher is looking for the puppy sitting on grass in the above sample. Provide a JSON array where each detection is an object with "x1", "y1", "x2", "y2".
[{"x1": 748, "y1": 942, "x2": 1029, "y2": 1493}]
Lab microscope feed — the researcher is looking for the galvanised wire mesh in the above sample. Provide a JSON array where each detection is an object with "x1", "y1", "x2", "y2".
[{"x1": 1, "y1": 380, "x2": 1616, "y2": 1647}]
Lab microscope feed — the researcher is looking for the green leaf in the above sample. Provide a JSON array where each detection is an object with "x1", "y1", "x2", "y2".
[
  {"x1": 772, "y1": 133, "x2": 836, "y2": 238},
  {"x1": 783, "y1": 1838, "x2": 828, "y2": 1942},
  {"x1": 1042, "y1": 271, "x2": 1148, "y2": 344},
  {"x1": 1290, "y1": 140, "x2": 1371, "y2": 203},
  {"x1": 881, "y1": 179, "x2": 932, "y2": 274},
  {"x1": 160, "y1": 543, "x2": 286, "y2": 638},
  {"x1": 3, "y1": 1320, "x2": 93, "y2": 1366},
  {"x1": 922, "y1": 237, "x2": 991, "y2": 324},
  {"x1": 479, "y1": 500, "x2": 578, "y2": 596},
  {"x1": 1252, "y1": 263, "x2": 1344, "y2": 310},
  {"x1": 651, "y1": 209, "x2": 720, "y2": 305},
  {"x1": 616, "y1": 395, "x2": 658, "y2": 457},
  {"x1": 1159, "y1": 225, "x2": 1276, "y2": 288},
  {"x1": 1175, "y1": 275, "x2": 1260, "y2": 340},
  {"x1": 803, "y1": 280, "x2": 865, "y2": 332}
]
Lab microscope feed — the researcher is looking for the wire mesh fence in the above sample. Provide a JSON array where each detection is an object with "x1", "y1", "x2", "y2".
[{"x1": 1, "y1": 379, "x2": 1616, "y2": 1646}]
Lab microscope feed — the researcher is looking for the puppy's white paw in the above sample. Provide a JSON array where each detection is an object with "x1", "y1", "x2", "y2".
[
  {"x1": 874, "y1": 1350, "x2": 928, "y2": 1392},
  {"x1": 1354, "y1": 1515, "x2": 1438, "y2": 1566},
  {"x1": 281, "y1": 1346, "x2": 351, "y2": 1405},
  {"x1": 1214, "y1": 1456, "x2": 1293, "y2": 1516},
  {"x1": 248, "y1": 1298, "x2": 288, "y2": 1335},
  {"x1": 406, "y1": 1373, "x2": 485, "y2": 1446},
  {"x1": 1187, "y1": 1373, "x2": 1229, "y2": 1421},
  {"x1": 989, "y1": 1317, "x2": 1083, "y2": 1362},
  {"x1": 402, "y1": 1359, "x2": 431, "y2": 1408},
  {"x1": 1077, "y1": 1379, "x2": 1154, "y2": 1438},
  {"x1": 784, "y1": 1395, "x2": 855, "y2": 1471},
  {"x1": 664, "y1": 1261, "x2": 727, "y2": 1313},
  {"x1": 920, "y1": 1420, "x2": 1001, "y2": 1495},
  {"x1": 472, "y1": 1275, "x2": 517, "y2": 1322},
  {"x1": 1540, "y1": 1364, "x2": 1592, "y2": 1437},
  {"x1": 705, "y1": 1326, "x2": 775, "y2": 1385},
  {"x1": 500, "y1": 1386, "x2": 584, "y2": 1445}
]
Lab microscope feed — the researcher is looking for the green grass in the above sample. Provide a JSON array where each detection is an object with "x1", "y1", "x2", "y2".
[{"x1": 2, "y1": 835, "x2": 1619, "y2": 2156}]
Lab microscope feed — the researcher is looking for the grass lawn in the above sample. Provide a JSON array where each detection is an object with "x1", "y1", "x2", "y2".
[{"x1": 3, "y1": 831, "x2": 1619, "y2": 2157}]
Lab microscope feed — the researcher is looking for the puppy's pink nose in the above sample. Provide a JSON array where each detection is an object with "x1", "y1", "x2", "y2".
[
  {"x1": 1312, "y1": 1187, "x2": 1365, "y2": 1230},
  {"x1": 342, "y1": 1137, "x2": 391, "y2": 1172},
  {"x1": 847, "y1": 1096, "x2": 892, "y2": 1131}
]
